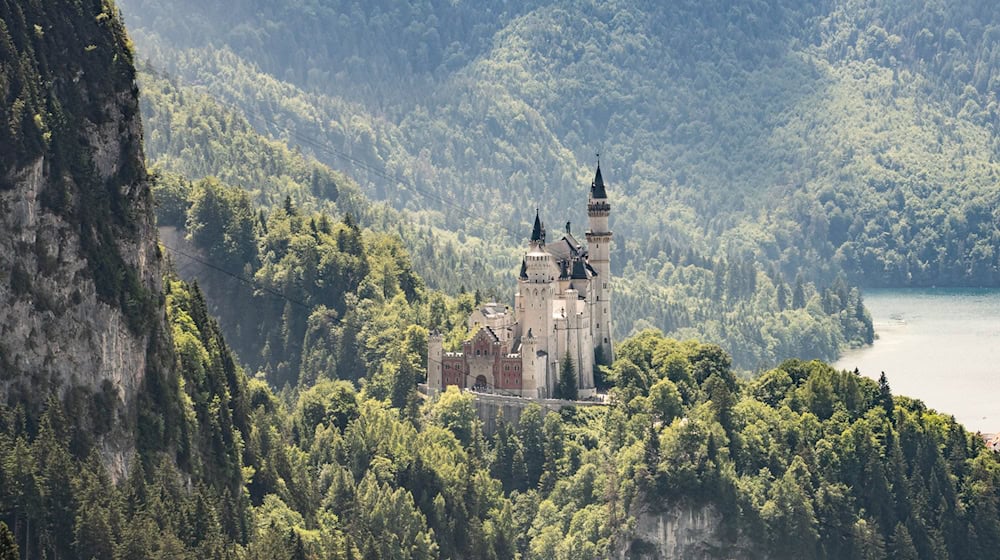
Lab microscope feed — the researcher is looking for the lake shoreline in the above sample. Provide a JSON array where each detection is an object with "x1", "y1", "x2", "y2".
[{"x1": 834, "y1": 288, "x2": 1000, "y2": 434}]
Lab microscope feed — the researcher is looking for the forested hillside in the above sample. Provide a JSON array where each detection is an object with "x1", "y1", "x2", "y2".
[
  {"x1": 118, "y1": 0, "x2": 1000, "y2": 289},
  {"x1": 4, "y1": 1, "x2": 1000, "y2": 559},
  {"x1": 152, "y1": 168, "x2": 873, "y2": 375},
  {"x1": 7, "y1": 301, "x2": 1000, "y2": 558},
  {"x1": 138, "y1": 57, "x2": 873, "y2": 371}
]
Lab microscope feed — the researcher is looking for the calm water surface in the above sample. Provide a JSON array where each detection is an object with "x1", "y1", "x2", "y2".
[{"x1": 834, "y1": 288, "x2": 1000, "y2": 434}]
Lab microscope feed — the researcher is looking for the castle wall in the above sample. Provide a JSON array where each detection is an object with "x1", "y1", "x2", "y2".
[
  {"x1": 471, "y1": 391, "x2": 605, "y2": 435},
  {"x1": 429, "y1": 165, "x2": 612, "y2": 400},
  {"x1": 427, "y1": 336, "x2": 444, "y2": 394}
]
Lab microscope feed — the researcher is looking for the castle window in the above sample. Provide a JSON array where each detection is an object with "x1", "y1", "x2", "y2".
[
  {"x1": 604, "y1": 337, "x2": 609, "y2": 343},
  {"x1": 597, "y1": 323, "x2": 600, "y2": 329}
]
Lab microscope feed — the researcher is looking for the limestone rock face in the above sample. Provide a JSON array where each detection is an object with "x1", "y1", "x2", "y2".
[
  {"x1": 0, "y1": 1, "x2": 167, "y2": 478},
  {"x1": 618, "y1": 504, "x2": 754, "y2": 560},
  {"x1": 1, "y1": 105, "x2": 159, "y2": 402}
]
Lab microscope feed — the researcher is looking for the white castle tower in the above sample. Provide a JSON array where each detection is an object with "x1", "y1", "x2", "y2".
[
  {"x1": 586, "y1": 163, "x2": 614, "y2": 364},
  {"x1": 425, "y1": 164, "x2": 612, "y2": 399}
]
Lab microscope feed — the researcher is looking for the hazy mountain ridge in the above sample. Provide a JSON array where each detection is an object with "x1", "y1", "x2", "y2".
[
  {"x1": 112, "y1": 0, "x2": 1000, "y2": 365},
  {"x1": 133, "y1": 58, "x2": 876, "y2": 371},
  {"x1": 117, "y1": 0, "x2": 1000, "y2": 289}
]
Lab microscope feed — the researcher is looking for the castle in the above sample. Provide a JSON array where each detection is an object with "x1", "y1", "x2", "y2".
[{"x1": 427, "y1": 164, "x2": 614, "y2": 399}]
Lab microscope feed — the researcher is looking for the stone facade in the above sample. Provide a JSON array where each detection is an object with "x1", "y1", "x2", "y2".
[{"x1": 427, "y1": 165, "x2": 613, "y2": 398}]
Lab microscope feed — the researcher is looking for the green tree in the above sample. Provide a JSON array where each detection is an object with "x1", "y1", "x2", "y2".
[
  {"x1": 427, "y1": 386, "x2": 478, "y2": 446},
  {"x1": 649, "y1": 378, "x2": 683, "y2": 423},
  {"x1": 555, "y1": 352, "x2": 578, "y2": 401},
  {"x1": 761, "y1": 457, "x2": 819, "y2": 559},
  {"x1": 293, "y1": 379, "x2": 358, "y2": 447},
  {"x1": 878, "y1": 372, "x2": 895, "y2": 418},
  {"x1": 850, "y1": 518, "x2": 886, "y2": 560},
  {"x1": 889, "y1": 522, "x2": 918, "y2": 560},
  {"x1": 491, "y1": 417, "x2": 525, "y2": 493},
  {"x1": 518, "y1": 404, "x2": 546, "y2": 489},
  {"x1": 0, "y1": 522, "x2": 18, "y2": 560},
  {"x1": 187, "y1": 177, "x2": 258, "y2": 271}
]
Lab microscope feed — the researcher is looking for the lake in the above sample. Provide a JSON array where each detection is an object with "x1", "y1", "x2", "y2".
[{"x1": 833, "y1": 288, "x2": 1000, "y2": 434}]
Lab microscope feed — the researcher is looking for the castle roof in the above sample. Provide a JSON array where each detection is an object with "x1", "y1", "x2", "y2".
[
  {"x1": 468, "y1": 325, "x2": 500, "y2": 344},
  {"x1": 591, "y1": 164, "x2": 607, "y2": 200},
  {"x1": 478, "y1": 303, "x2": 507, "y2": 319},
  {"x1": 571, "y1": 259, "x2": 590, "y2": 280},
  {"x1": 545, "y1": 234, "x2": 586, "y2": 261},
  {"x1": 482, "y1": 326, "x2": 500, "y2": 342},
  {"x1": 531, "y1": 209, "x2": 545, "y2": 243}
]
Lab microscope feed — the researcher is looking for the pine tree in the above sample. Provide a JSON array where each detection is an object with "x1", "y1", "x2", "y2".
[
  {"x1": 0, "y1": 522, "x2": 18, "y2": 560},
  {"x1": 889, "y1": 523, "x2": 918, "y2": 560},
  {"x1": 518, "y1": 405, "x2": 545, "y2": 488},
  {"x1": 776, "y1": 281, "x2": 788, "y2": 310},
  {"x1": 878, "y1": 372, "x2": 894, "y2": 418},
  {"x1": 556, "y1": 352, "x2": 578, "y2": 401},
  {"x1": 793, "y1": 273, "x2": 807, "y2": 308}
]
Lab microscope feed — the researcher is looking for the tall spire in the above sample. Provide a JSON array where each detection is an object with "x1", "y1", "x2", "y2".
[
  {"x1": 591, "y1": 159, "x2": 607, "y2": 200},
  {"x1": 531, "y1": 209, "x2": 546, "y2": 243}
]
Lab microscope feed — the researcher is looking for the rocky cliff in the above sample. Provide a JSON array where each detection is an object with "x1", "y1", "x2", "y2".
[
  {"x1": 0, "y1": 0, "x2": 168, "y2": 475},
  {"x1": 619, "y1": 503, "x2": 755, "y2": 560}
]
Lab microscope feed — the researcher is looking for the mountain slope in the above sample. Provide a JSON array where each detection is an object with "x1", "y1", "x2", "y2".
[
  {"x1": 117, "y1": 0, "x2": 1000, "y2": 289},
  {"x1": 132, "y1": 61, "x2": 875, "y2": 371},
  {"x1": 0, "y1": 1, "x2": 256, "y2": 556},
  {"x1": 0, "y1": 0, "x2": 165, "y2": 468}
]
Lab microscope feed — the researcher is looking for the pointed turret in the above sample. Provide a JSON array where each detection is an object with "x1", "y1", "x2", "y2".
[
  {"x1": 520, "y1": 257, "x2": 528, "y2": 279},
  {"x1": 591, "y1": 164, "x2": 607, "y2": 200},
  {"x1": 587, "y1": 163, "x2": 610, "y2": 222},
  {"x1": 531, "y1": 209, "x2": 546, "y2": 243}
]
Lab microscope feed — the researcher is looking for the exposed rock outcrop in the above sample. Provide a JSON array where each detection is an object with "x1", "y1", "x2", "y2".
[
  {"x1": 618, "y1": 504, "x2": 755, "y2": 560},
  {"x1": 0, "y1": 0, "x2": 168, "y2": 478}
]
